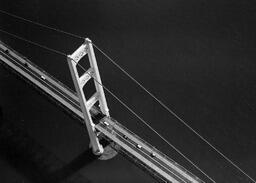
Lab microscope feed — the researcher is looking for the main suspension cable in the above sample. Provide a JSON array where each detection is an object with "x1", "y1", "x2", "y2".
[
  {"x1": 0, "y1": 28, "x2": 216, "y2": 183},
  {"x1": 0, "y1": 9, "x2": 84, "y2": 40},
  {"x1": 0, "y1": 11, "x2": 255, "y2": 182},
  {"x1": 0, "y1": 29, "x2": 66, "y2": 56},
  {"x1": 91, "y1": 43, "x2": 256, "y2": 183}
]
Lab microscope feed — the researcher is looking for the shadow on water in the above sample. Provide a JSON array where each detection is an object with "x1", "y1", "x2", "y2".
[
  {"x1": 0, "y1": 107, "x2": 95, "y2": 183},
  {"x1": 51, "y1": 149, "x2": 97, "y2": 182}
]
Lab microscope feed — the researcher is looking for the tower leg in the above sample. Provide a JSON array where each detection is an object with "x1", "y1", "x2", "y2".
[{"x1": 67, "y1": 56, "x2": 103, "y2": 155}]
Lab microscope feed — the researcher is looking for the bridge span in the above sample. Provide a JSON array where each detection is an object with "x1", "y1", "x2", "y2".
[{"x1": 0, "y1": 40, "x2": 204, "y2": 183}]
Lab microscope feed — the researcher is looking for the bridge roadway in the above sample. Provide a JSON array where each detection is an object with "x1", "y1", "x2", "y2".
[{"x1": 0, "y1": 40, "x2": 205, "y2": 183}]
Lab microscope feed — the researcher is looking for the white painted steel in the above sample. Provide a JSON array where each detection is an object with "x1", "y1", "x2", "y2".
[
  {"x1": 70, "y1": 43, "x2": 87, "y2": 63},
  {"x1": 85, "y1": 38, "x2": 110, "y2": 116},
  {"x1": 87, "y1": 92, "x2": 99, "y2": 110},
  {"x1": 67, "y1": 55, "x2": 103, "y2": 155},
  {"x1": 66, "y1": 38, "x2": 112, "y2": 154},
  {"x1": 0, "y1": 41, "x2": 205, "y2": 183},
  {"x1": 79, "y1": 67, "x2": 93, "y2": 87}
]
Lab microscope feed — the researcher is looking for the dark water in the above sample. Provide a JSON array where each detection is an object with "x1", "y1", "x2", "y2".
[{"x1": 1, "y1": 0, "x2": 256, "y2": 182}]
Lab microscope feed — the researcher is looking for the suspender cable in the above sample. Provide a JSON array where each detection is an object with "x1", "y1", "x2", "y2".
[{"x1": 0, "y1": 28, "x2": 216, "y2": 183}]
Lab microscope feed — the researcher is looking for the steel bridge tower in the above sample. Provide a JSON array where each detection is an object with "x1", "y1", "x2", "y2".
[{"x1": 67, "y1": 38, "x2": 109, "y2": 155}]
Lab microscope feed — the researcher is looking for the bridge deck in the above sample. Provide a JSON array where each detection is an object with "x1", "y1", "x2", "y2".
[{"x1": 0, "y1": 40, "x2": 204, "y2": 183}]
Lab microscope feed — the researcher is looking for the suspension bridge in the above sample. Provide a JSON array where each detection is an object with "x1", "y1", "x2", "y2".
[{"x1": 0, "y1": 10, "x2": 256, "y2": 183}]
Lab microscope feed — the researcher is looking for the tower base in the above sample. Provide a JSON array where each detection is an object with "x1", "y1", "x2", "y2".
[{"x1": 98, "y1": 144, "x2": 118, "y2": 160}]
